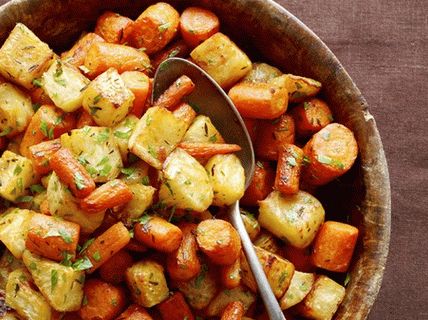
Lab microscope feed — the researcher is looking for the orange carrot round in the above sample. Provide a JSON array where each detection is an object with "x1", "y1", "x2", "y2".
[{"x1": 180, "y1": 7, "x2": 220, "y2": 48}]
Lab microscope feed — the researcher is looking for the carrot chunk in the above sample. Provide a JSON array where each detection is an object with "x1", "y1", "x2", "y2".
[
  {"x1": 83, "y1": 222, "x2": 131, "y2": 273},
  {"x1": 80, "y1": 179, "x2": 133, "y2": 213},
  {"x1": 151, "y1": 39, "x2": 190, "y2": 71},
  {"x1": 157, "y1": 291, "x2": 194, "y2": 320},
  {"x1": 26, "y1": 213, "x2": 80, "y2": 262},
  {"x1": 177, "y1": 142, "x2": 241, "y2": 158},
  {"x1": 220, "y1": 301, "x2": 245, "y2": 320},
  {"x1": 283, "y1": 245, "x2": 316, "y2": 273},
  {"x1": 153, "y1": 75, "x2": 195, "y2": 109},
  {"x1": 172, "y1": 102, "x2": 197, "y2": 126},
  {"x1": 99, "y1": 250, "x2": 134, "y2": 284},
  {"x1": 117, "y1": 304, "x2": 153, "y2": 320},
  {"x1": 28, "y1": 138, "x2": 61, "y2": 175},
  {"x1": 241, "y1": 161, "x2": 275, "y2": 206},
  {"x1": 311, "y1": 221, "x2": 359, "y2": 272},
  {"x1": 94, "y1": 11, "x2": 133, "y2": 44},
  {"x1": 180, "y1": 7, "x2": 220, "y2": 48},
  {"x1": 121, "y1": 71, "x2": 151, "y2": 118},
  {"x1": 134, "y1": 216, "x2": 183, "y2": 253},
  {"x1": 275, "y1": 144, "x2": 304, "y2": 195},
  {"x1": 220, "y1": 257, "x2": 241, "y2": 289},
  {"x1": 290, "y1": 98, "x2": 333, "y2": 137},
  {"x1": 76, "y1": 110, "x2": 96, "y2": 128},
  {"x1": 61, "y1": 32, "x2": 105, "y2": 67}
]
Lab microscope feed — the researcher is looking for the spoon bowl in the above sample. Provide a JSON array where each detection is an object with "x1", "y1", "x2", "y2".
[{"x1": 153, "y1": 57, "x2": 286, "y2": 319}]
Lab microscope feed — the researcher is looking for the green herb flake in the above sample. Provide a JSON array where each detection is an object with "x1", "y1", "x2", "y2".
[
  {"x1": 121, "y1": 167, "x2": 136, "y2": 177},
  {"x1": 344, "y1": 273, "x2": 351, "y2": 286},
  {"x1": 58, "y1": 229, "x2": 73, "y2": 244},
  {"x1": 93, "y1": 94, "x2": 102, "y2": 104},
  {"x1": 303, "y1": 155, "x2": 311, "y2": 166},
  {"x1": 303, "y1": 102, "x2": 311, "y2": 110},
  {"x1": 278, "y1": 271, "x2": 288, "y2": 285},
  {"x1": 286, "y1": 156, "x2": 297, "y2": 167},
  {"x1": 147, "y1": 145, "x2": 157, "y2": 159},
  {"x1": 209, "y1": 134, "x2": 217, "y2": 143},
  {"x1": 99, "y1": 163, "x2": 112, "y2": 176},
  {"x1": 168, "y1": 49, "x2": 180, "y2": 58},
  {"x1": 51, "y1": 269, "x2": 58, "y2": 291},
  {"x1": 30, "y1": 184, "x2": 45, "y2": 194},
  {"x1": 74, "y1": 172, "x2": 86, "y2": 190},
  {"x1": 194, "y1": 264, "x2": 208, "y2": 289},
  {"x1": 32, "y1": 103, "x2": 41, "y2": 112},
  {"x1": 79, "y1": 238, "x2": 94, "y2": 254},
  {"x1": 72, "y1": 256, "x2": 93, "y2": 271},
  {"x1": 92, "y1": 251, "x2": 101, "y2": 262},
  {"x1": 158, "y1": 22, "x2": 171, "y2": 32},
  {"x1": 164, "y1": 180, "x2": 174, "y2": 195},
  {"x1": 40, "y1": 120, "x2": 54, "y2": 139},
  {"x1": 188, "y1": 102, "x2": 200, "y2": 113},
  {"x1": 16, "y1": 195, "x2": 33, "y2": 203},
  {"x1": 111, "y1": 298, "x2": 118, "y2": 306},
  {"x1": 32, "y1": 78, "x2": 42, "y2": 88},
  {"x1": 61, "y1": 252, "x2": 73, "y2": 267},
  {"x1": 82, "y1": 294, "x2": 88, "y2": 306},
  {"x1": 0, "y1": 127, "x2": 12, "y2": 137},
  {"x1": 29, "y1": 262, "x2": 37, "y2": 271},
  {"x1": 96, "y1": 129, "x2": 110, "y2": 143},
  {"x1": 114, "y1": 129, "x2": 132, "y2": 139},
  {"x1": 13, "y1": 165, "x2": 22, "y2": 176},
  {"x1": 137, "y1": 214, "x2": 151, "y2": 225},
  {"x1": 89, "y1": 106, "x2": 102, "y2": 116}
]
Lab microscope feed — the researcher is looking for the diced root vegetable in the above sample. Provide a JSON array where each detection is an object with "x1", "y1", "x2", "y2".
[
  {"x1": 291, "y1": 98, "x2": 333, "y2": 137},
  {"x1": 274, "y1": 144, "x2": 304, "y2": 195},
  {"x1": 61, "y1": 32, "x2": 105, "y2": 67},
  {"x1": 180, "y1": 7, "x2": 220, "y2": 48},
  {"x1": 178, "y1": 142, "x2": 241, "y2": 158},
  {"x1": 220, "y1": 301, "x2": 245, "y2": 320},
  {"x1": 240, "y1": 160, "x2": 275, "y2": 206},
  {"x1": 28, "y1": 139, "x2": 61, "y2": 175},
  {"x1": 157, "y1": 291, "x2": 194, "y2": 320},
  {"x1": 153, "y1": 75, "x2": 195, "y2": 109},
  {"x1": 94, "y1": 11, "x2": 133, "y2": 44}
]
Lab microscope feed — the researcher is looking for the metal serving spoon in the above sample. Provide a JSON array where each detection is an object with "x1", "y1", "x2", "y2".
[{"x1": 152, "y1": 57, "x2": 286, "y2": 320}]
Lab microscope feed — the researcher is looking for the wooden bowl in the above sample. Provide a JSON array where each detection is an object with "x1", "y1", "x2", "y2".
[{"x1": 0, "y1": 0, "x2": 391, "y2": 318}]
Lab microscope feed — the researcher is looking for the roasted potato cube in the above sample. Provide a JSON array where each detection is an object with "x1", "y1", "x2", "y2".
[
  {"x1": 60, "y1": 126, "x2": 122, "y2": 183},
  {"x1": 182, "y1": 114, "x2": 225, "y2": 143},
  {"x1": 0, "y1": 249, "x2": 25, "y2": 289},
  {"x1": 243, "y1": 62, "x2": 282, "y2": 83},
  {"x1": 190, "y1": 33, "x2": 252, "y2": 88},
  {"x1": 255, "y1": 246, "x2": 295, "y2": 299},
  {"x1": 42, "y1": 59, "x2": 90, "y2": 112},
  {"x1": 258, "y1": 190, "x2": 325, "y2": 248},
  {"x1": 47, "y1": 172, "x2": 105, "y2": 234},
  {"x1": 5, "y1": 268, "x2": 52, "y2": 320},
  {"x1": 117, "y1": 183, "x2": 155, "y2": 222},
  {"x1": 284, "y1": 74, "x2": 322, "y2": 103},
  {"x1": 0, "y1": 83, "x2": 33, "y2": 137},
  {"x1": 112, "y1": 114, "x2": 138, "y2": 161},
  {"x1": 128, "y1": 106, "x2": 188, "y2": 169},
  {"x1": 253, "y1": 231, "x2": 282, "y2": 255},
  {"x1": 159, "y1": 148, "x2": 213, "y2": 211},
  {"x1": 280, "y1": 271, "x2": 315, "y2": 310},
  {"x1": 240, "y1": 210, "x2": 260, "y2": 241},
  {"x1": 0, "y1": 23, "x2": 53, "y2": 89},
  {"x1": 206, "y1": 286, "x2": 256, "y2": 317},
  {"x1": 0, "y1": 208, "x2": 33, "y2": 259},
  {"x1": 82, "y1": 68, "x2": 134, "y2": 127},
  {"x1": 176, "y1": 263, "x2": 218, "y2": 310},
  {"x1": 205, "y1": 154, "x2": 245, "y2": 206},
  {"x1": 22, "y1": 250, "x2": 84, "y2": 312},
  {"x1": 126, "y1": 260, "x2": 169, "y2": 308},
  {"x1": 295, "y1": 275, "x2": 345, "y2": 320},
  {"x1": 0, "y1": 151, "x2": 36, "y2": 202},
  {"x1": 119, "y1": 160, "x2": 150, "y2": 185}
]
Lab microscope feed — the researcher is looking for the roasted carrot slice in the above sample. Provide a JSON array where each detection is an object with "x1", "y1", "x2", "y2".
[
  {"x1": 29, "y1": 87, "x2": 54, "y2": 105},
  {"x1": 94, "y1": 11, "x2": 133, "y2": 44},
  {"x1": 134, "y1": 216, "x2": 183, "y2": 253},
  {"x1": 283, "y1": 245, "x2": 316, "y2": 273},
  {"x1": 61, "y1": 32, "x2": 105, "y2": 67},
  {"x1": 80, "y1": 179, "x2": 133, "y2": 213},
  {"x1": 220, "y1": 301, "x2": 245, "y2": 320},
  {"x1": 241, "y1": 161, "x2": 275, "y2": 206},
  {"x1": 291, "y1": 98, "x2": 333, "y2": 137},
  {"x1": 151, "y1": 39, "x2": 190, "y2": 71},
  {"x1": 166, "y1": 223, "x2": 201, "y2": 281},
  {"x1": 242, "y1": 118, "x2": 258, "y2": 145},
  {"x1": 28, "y1": 138, "x2": 61, "y2": 175},
  {"x1": 50, "y1": 148, "x2": 96, "y2": 199},
  {"x1": 121, "y1": 71, "x2": 151, "y2": 118},
  {"x1": 83, "y1": 222, "x2": 131, "y2": 273},
  {"x1": 153, "y1": 75, "x2": 195, "y2": 109},
  {"x1": 172, "y1": 102, "x2": 197, "y2": 126},
  {"x1": 196, "y1": 219, "x2": 241, "y2": 265},
  {"x1": 78, "y1": 278, "x2": 127, "y2": 320},
  {"x1": 20, "y1": 105, "x2": 76, "y2": 158},
  {"x1": 220, "y1": 257, "x2": 241, "y2": 289},
  {"x1": 157, "y1": 292, "x2": 194, "y2": 320},
  {"x1": 99, "y1": 250, "x2": 134, "y2": 284},
  {"x1": 311, "y1": 221, "x2": 359, "y2": 272},
  {"x1": 255, "y1": 114, "x2": 295, "y2": 161},
  {"x1": 26, "y1": 213, "x2": 80, "y2": 262},
  {"x1": 76, "y1": 110, "x2": 96, "y2": 128},
  {"x1": 180, "y1": 7, "x2": 220, "y2": 48},
  {"x1": 302, "y1": 123, "x2": 358, "y2": 186},
  {"x1": 125, "y1": 238, "x2": 149, "y2": 253},
  {"x1": 275, "y1": 144, "x2": 304, "y2": 195},
  {"x1": 177, "y1": 142, "x2": 241, "y2": 158},
  {"x1": 117, "y1": 304, "x2": 153, "y2": 320}
]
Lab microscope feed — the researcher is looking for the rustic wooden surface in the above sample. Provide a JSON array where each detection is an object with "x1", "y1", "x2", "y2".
[{"x1": 273, "y1": 1, "x2": 428, "y2": 319}]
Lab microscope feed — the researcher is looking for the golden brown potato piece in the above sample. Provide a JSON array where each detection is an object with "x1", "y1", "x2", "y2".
[
  {"x1": 302, "y1": 123, "x2": 358, "y2": 186},
  {"x1": 284, "y1": 74, "x2": 322, "y2": 103},
  {"x1": 94, "y1": 11, "x2": 133, "y2": 44},
  {"x1": 84, "y1": 42, "x2": 151, "y2": 78},
  {"x1": 61, "y1": 32, "x2": 105, "y2": 67},
  {"x1": 123, "y1": 2, "x2": 180, "y2": 54},
  {"x1": 196, "y1": 219, "x2": 241, "y2": 265}
]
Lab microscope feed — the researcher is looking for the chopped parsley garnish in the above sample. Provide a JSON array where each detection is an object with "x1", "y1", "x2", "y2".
[
  {"x1": 50, "y1": 269, "x2": 58, "y2": 291},
  {"x1": 32, "y1": 78, "x2": 42, "y2": 88},
  {"x1": 92, "y1": 251, "x2": 101, "y2": 262},
  {"x1": 141, "y1": 176, "x2": 150, "y2": 186},
  {"x1": 209, "y1": 134, "x2": 217, "y2": 143},
  {"x1": 16, "y1": 195, "x2": 33, "y2": 203},
  {"x1": 113, "y1": 129, "x2": 132, "y2": 139},
  {"x1": 74, "y1": 172, "x2": 86, "y2": 190},
  {"x1": 121, "y1": 167, "x2": 136, "y2": 177},
  {"x1": 40, "y1": 120, "x2": 54, "y2": 139},
  {"x1": 286, "y1": 156, "x2": 297, "y2": 167},
  {"x1": 79, "y1": 238, "x2": 94, "y2": 254},
  {"x1": 0, "y1": 127, "x2": 12, "y2": 137},
  {"x1": 72, "y1": 256, "x2": 93, "y2": 271},
  {"x1": 13, "y1": 165, "x2": 22, "y2": 176},
  {"x1": 158, "y1": 22, "x2": 171, "y2": 32}
]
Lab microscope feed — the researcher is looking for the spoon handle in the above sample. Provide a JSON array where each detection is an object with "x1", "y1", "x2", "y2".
[{"x1": 229, "y1": 201, "x2": 286, "y2": 320}]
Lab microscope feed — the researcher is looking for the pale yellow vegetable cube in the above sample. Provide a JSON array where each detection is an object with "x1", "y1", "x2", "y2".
[
  {"x1": 0, "y1": 208, "x2": 34, "y2": 259},
  {"x1": 284, "y1": 74, "x2": 322, "y2": 103},
  {"x1": 240, "y1": 210, "x2": 260, "y2": 241},
  {"x1": 206, "y1": 286, "x2": 256, "y2": 317},
  {"x1": 205, "y1": 154, "x2": 245, "y2": 206},
  {"x1": 0, "y1": 249, "x2": 25, "y2": 290},
  {"x1": 82, "y1": 68, "x2": 134, "y2": 127},
  {"x1": 182, "y1": 115, "x2": 225, "y2": 143},
  {"x1": 22, "y1": 250, "x2": 84, "y2": 312},
  {"x1": 159, "y1": 148, "x2": 213, "y2": 212},
  {"x1": 253, "y1": 231, "x2": 282, "y2": 255},
  {"x1": 296, "y1": 275, "x2": 345, "y2": 320},
  {"x1": 42, "y1": 59, "x2": 90, "y2": 112},
  {"x1": 120, "y1": 160, "x2": 150, "y2": 185},
  {"x1": 60, "y1": 126, "x2": 122, "y2": 183},
  {"x1": 126, "y1": 260, "x2": 169, "y2": 308},
  {"x1": 0, "y1": 23, "x2": 54, "y2": 89},
  {"x1": 258, "y1": 190, "x2": 325, "y2": 248},
  {"x1": 240, "y1": 251, "x2": 257, "y2": 293},
  {"x1": 280, "y1": 271, "x2": 315, "y2": 310},
  {"x1": 47, "y1": 172, "x2": 105, "y2": 234},
  {"x1": 128, "y1": 106, "x2": 188, "y2": 169},
  {"x1": 5, "y1": 268, "x2": 52, "y2": 320},
  {"x1": 190, "y1": 32, "x2": 252, "y2": 88},
  {"x1": 0, "y1": 151, "x2": 36, "y2": 202},
  {"x1": 0, "y1": 83, "x2": 33, "y2": 137},
  {"x1": 243, "y1": 62, "x2": 282, "y2": 83},
  {"x1": 112, "y1": 114, "x2": 138, "y2": 161},
  {"x1": 118, "y1": 184, "x2": 155, "y2": 222}
]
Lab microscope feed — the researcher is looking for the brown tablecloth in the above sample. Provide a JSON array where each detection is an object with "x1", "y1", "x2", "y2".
[
  {"x1": 0, "y1": 0, "x2": 426, "y2": 318},
  {"x1": 274, "y1": 1, "x2": 428, "y2": 319}
]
